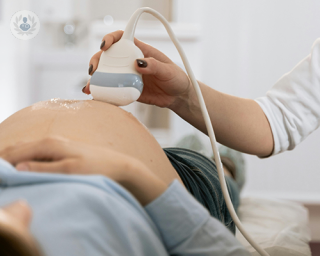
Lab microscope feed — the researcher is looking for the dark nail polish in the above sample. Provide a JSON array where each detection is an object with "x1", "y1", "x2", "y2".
[
  {"x1": 88, "y1": 64, "x2": 93, "y2": 75},
  {"x1": 136, "y1": 59, "x2": 147, "y2": 68},
  {"x1": 100, "y1": 40, "x2": 105, "y2": 49},
  {"x1": 82, "y1": 86, "x2": 86, "y2": 93}
]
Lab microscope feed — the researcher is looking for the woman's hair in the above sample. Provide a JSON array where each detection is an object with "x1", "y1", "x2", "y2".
[{"x1": 0, "y1": 227, "x2": 43, "y2": 256}]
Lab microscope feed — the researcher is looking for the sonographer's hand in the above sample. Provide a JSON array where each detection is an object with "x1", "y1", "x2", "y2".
[
  {"x1": 84, "y1": 30, "x2": 192, "y2": 110},
  {"x1": 0, "y1": 136, "x2": 167, "y2": 205}
]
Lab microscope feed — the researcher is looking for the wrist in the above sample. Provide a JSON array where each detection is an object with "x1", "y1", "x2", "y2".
[
  {"x1": 169, "y1": 79, "x2": 199, "y2": 116},
  {"x1": 118, "y1": 158, "x2": 168, "y2": 206}
]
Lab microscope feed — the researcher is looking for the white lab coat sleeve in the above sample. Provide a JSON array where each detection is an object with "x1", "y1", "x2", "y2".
[{"x1": 255, "y1": 38, "x2": 320, "y2": 156}]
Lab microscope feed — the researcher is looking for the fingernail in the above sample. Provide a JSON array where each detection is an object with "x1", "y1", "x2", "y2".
[
  {"x1": 88, "y1": 64, "x2": 93, "y2": 75},
  {"x1": 16, "y1": 163, "x2": 29, "y2": 171},
  {"x1": 100, "y1": 40, "x2": 105, "y2": 50},
  {"x1": 136, "y1": 59, "x2": 147, "y2": 68}
]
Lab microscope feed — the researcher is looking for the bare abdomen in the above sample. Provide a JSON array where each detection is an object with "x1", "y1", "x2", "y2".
[{"x1": 0, "y1": 99, "x2": 182, "y2": 185}]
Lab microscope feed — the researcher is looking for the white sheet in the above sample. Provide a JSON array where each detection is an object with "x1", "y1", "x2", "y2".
[{"x1": 236, "y1": 197, "x2": 311, "y2": 256}]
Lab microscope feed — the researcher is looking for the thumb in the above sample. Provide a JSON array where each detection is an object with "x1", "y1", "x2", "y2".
[
  {"x1": 16, "y1": 160, "x2": 72, "y2": 174},
  {"x1": 135, "y1": 58, "x2": 174, "y2": 80},
  {"x1": 82, "y1": 79, "x2": 91, "y2": 95}
]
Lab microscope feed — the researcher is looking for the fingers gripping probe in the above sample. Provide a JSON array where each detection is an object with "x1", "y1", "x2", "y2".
[{"x1": 91, "y1": 7, "x2": 270, "y2": 256}]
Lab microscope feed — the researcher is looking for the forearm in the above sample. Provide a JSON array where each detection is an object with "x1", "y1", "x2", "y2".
[{"x1": 171, "y1": 81, "x2": 274, "y2": 157}]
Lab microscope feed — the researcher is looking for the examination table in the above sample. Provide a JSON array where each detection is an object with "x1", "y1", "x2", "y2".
[{"x1": 236, "y1": 197, "x2": 311, "y2": 256}]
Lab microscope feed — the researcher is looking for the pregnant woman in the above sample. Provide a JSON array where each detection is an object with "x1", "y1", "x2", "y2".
[{"x1": 0, "y1": 98, "x2": 247, "y2": 256}]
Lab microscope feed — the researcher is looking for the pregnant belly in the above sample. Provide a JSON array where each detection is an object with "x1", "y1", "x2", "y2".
[{"x1": 0, "y1": 99, "x2": 182, "y2": 185}]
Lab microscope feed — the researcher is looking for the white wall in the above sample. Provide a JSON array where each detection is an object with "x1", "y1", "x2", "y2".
[
  {"x1": 196, "y1": 0, "x2": 320, "y2": 202},
  {"x1": 0, "y1": 0, "x2": 32, "y2": 122}
]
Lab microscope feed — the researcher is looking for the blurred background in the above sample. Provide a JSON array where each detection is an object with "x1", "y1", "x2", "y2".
[{"x1": 1, "y1": 0, "x2": 320, "y2": 241}]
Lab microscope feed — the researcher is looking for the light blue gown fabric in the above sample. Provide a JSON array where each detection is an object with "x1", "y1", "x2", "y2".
[{"x1": 0, "y1": 158, "x2": 249, "y2": 256}]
